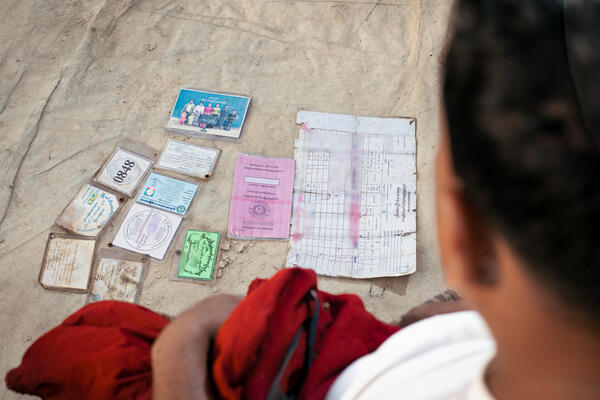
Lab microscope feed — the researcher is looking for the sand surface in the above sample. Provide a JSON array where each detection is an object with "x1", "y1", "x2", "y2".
[{"x1": 0, "y1": 1, "x2": 452, "y2": 397}]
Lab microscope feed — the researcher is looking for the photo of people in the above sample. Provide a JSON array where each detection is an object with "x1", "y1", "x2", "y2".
[{"x1": 166, "y1": 89, "x2": 251, "y2": 139}]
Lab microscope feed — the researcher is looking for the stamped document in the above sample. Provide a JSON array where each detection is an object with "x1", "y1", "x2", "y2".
[
  {"x1": 88, "y1": 257, "x2": 145, "y2": 303},
  {"x1": 112, "y1": 203, "x2": 182, "y2": 260},
  {"x1": 56, "y1": 184, "x2": 121, "y2": 237},
  {"x1": 137, "y1": 172, "x2": 198, "y2": 216},
  {"x1": 176, "y1": 230, "x2": 220, "y2": 281},
  {"x1": 157, "y1": 140, "x2": 221, "y2": 179},
  {"x1": 40, "y1": 234, "x2": 95, "y2": 291},
  {"x1": 227, "y1": 154, "x2": 295, "y2": 240},
  {"x1": 95, "y1": 148, "x2": 153, "y2": 196},
  {"x1": 286, "y1": 111, "x2": 417, "y2": 278}
]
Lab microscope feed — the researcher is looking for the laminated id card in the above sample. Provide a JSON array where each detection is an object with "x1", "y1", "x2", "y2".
[
  {"x1": 112, "y1": 203, "x2": 182, "y2": 260},
  {"x1": 94, "y1": 145, "x2": 154, "y2": 197},
  {"x1": 157, "y1": 140, "x2": 221, "y2": 179},
  {"x1": 39, "y1": 233, "x2": 95, "y2": 292},
  {"x1": 55, "y1": 184, "x2": 124, "y2": 238},
  {"x1": 87, "y1": 250, "x2": 148, "y2": 304},
  {"x1": 165, "y1": 88, "x2": 251, "y2": 139},
  {"x1": 136, "y1": 173, "x2": 198, "y2": 216},
  {"x1": 171, "y1": 230, "x2": 220, "y2": 282}
]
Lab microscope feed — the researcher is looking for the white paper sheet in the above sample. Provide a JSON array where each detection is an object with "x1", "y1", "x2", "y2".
[{"x1": 286, "y1": 111, "x2": 417, "y2": 278}]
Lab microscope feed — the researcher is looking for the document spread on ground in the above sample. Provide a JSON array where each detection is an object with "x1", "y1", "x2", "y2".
[
  {"x1": 88, "y1": 257, "x2": 145, "y2": 303},
  {"x1": 112, "y1": 203, "x2": 182, "y2": 260},
  {"x1": 55, "y1": 184, "x2": 120, "y2": 237},
  {"x1": 286, "y1": 111, "x2": 417, "y2": 278},
  {"x1": 176, "y1": 230, "x2": 220, "y2": 281},
  {"x1": 157, "y1": 140, "x2": 221, "y2": 179},
  {"x1": 137, "y1": 173, "x2": 198, "y2": 216},
  {"x1": 40, "y1": 235, "x2": 95, "y2": 291},
  {"x1": 95, "y1": 147, "x2": 153, "y2": 196},
  {"x1": 227, "y1": 154, "x2": 295, "y2": 240}
]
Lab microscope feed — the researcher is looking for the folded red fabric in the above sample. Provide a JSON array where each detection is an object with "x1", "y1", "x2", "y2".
[
  {"x1": 212, "y1": 268, "x2": 400, "y2": 400},
  {"x1": 6, "y1": 269, "x2": 399, "y2": 400},
  {"x1": 5, "y1": 301, "x2": 168, "y2": 400}
]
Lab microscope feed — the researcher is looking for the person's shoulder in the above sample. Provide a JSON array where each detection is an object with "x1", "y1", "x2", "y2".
[
  {"x1": 326, "y1": 311, "x2": 496, "y2": 400},
  {"x1": 407, "y1": 310, "x2": 491, "y2": 339}
]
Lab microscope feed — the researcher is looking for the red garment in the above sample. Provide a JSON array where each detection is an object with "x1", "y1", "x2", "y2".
[
  {"x1": 6, "y1": 269, "x2": 399, "y2": 400},
  {"x1": 212, "y1": 268, "x2": 400, "y2": 400},
  {"x1": 5, "y1": 301, "x2": 168, "y2": 400}
]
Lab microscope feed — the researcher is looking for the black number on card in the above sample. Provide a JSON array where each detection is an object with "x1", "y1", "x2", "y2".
[{"x1": 112, "y1": 160, "x2": 136, "y2": 183}]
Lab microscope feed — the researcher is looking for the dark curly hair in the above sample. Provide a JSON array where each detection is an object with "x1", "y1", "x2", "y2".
[{"x1": 443, "y1": 0, "x2": 600, "y2": 317}]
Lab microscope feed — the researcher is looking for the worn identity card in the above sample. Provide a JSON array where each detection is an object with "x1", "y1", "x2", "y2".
[
  {"x1": 112, "y1": 203, "x2": 182, "y2": 260},
  {"x1": 40, "y1": 234, "x2": 95, "y2": 291},
  {"x1": 228, "y1": 154, "x2": 295, "y2": 239},
  {"x1": 95, "y1": 148, "x2": 153, "y2": 196},
  {"x1": 88, "y1": 257, "x2": 145, "y2": 303},
  {"x1": 157, "y1": 140, "x2": 221, "y2": 179},
  {"x1": 137, "y1": 173, "x2": 198, "y2": 216},
  {"x1": 56, "y1": 184, "x2": 122, "y2": 237},
  {"x1": 176, "y1": 230, "x2": 220, "y2": 281}
]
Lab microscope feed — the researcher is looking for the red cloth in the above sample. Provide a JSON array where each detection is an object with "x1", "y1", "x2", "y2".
[
  {"x1": 6, "y1": 269, "x2": 399, "y2": 400},
  {"x1": 5, "y1": 301, "x2": 168, "y2": 400},
  {"x1": 212, "y1": 268, "x2": 400, "y2": 400}
]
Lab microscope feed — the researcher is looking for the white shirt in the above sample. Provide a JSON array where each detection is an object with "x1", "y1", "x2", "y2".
[{"x1": 326, "y1": 311, "x2": 496, "y2": 400}]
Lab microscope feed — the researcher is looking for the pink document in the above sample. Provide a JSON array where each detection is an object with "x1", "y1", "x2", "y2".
[{"x1": 228, "y1": 154, "x2": 295, "y2": 240}]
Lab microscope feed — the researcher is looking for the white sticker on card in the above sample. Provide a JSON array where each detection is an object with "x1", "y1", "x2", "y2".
[
  {"x1": 157, "y1": 140, "x2": 220, "y2": 179},
  {"x1": 56, "y1": 184, "x2": 121, "y2": 237},
  {"x1": 112, "y1": 203, "x2": 182, "y2": 260},
  {"x1": 95, "y1": 148, "x2": 153, "y2": 196}
]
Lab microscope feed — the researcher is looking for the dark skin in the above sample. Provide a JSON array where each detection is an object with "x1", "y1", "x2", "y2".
[
  {"x1": 151, "y1": 294, "x2": 241, "y2": 400},
  {"x1": 151, "y1": 124, "x2": 600, "y2": 399},
  {"x1": 435, "y1": 125, "x2": 600, "y2": 399}
]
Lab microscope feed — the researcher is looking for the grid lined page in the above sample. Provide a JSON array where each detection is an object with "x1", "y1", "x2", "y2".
[{"x1": 287, "y1": 111, "x2": 417, "y2": 278}]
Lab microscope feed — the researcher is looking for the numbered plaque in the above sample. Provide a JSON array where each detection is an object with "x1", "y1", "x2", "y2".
[{"x1": 94, "y1": 148, "x2": 153, "y2": 197}]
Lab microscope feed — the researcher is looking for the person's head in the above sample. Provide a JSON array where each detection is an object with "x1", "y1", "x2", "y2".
[
  {"x1": 437, "y1": 0, "x2": 599, "y2": 334},
  {"x1": 189, "y1": 100, "x2": 194, "y2": 104}
]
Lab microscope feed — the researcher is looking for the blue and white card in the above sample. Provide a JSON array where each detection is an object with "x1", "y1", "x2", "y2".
[
  {"x1": 165, "y1": 89, "x2": 251, "y2": 139},
  {"x1": 136, "y1": 173, "x2": 198, "y2": 215}
]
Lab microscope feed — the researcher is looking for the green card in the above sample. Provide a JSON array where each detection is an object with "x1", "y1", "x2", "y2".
[{"x1": 177, "y1": 230, "x2": 220, "y2": 280}]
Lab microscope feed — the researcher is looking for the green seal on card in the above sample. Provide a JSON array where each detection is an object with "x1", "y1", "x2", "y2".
[{"x1": 177, "y1": 230, "x2": 220, "y2": 280}]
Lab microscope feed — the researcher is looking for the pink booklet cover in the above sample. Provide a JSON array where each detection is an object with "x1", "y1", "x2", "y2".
[{"x1": 228, "y1": 154, "x2": 295, "y2": 239}]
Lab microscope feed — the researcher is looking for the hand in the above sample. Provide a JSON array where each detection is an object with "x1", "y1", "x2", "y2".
[
  {"x1": 398, "y1": 299, "x2": 471, "y2": 328},
  {"x1": 152, "y1": 294, "x2": 242, "y2": 400}
]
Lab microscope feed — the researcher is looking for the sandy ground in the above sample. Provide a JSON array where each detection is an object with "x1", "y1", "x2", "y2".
[{"x1": 0, "y1": 0, "x2": 452, "y2": 397}]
